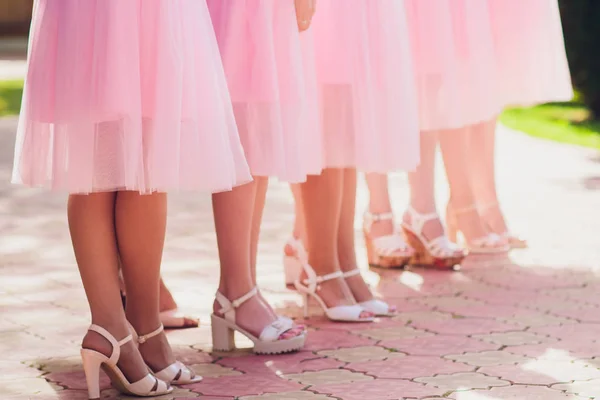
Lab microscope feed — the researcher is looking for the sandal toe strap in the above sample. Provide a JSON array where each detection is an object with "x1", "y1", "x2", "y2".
[
  {"x1": 372, "y1": 234, "x2": 411, "y2": 256},
  {"x1": 155, "y1": 361, "x2": 197, "y2": 383},
  {"x1": 428, "y1": 236, "x2": 462, "y2": 257},
  {"x1": 259, "y1": 316, "x2": 296, "y2": 342}
]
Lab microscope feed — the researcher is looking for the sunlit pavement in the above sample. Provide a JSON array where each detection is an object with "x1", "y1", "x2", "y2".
[{"x1": 2, "y1": 63, "x2": 600, "y2": 398}]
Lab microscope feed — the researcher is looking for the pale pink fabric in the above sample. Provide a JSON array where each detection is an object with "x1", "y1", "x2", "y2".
[
  {"x1": 12, "y1": 0, "x2": 251, "y2": 194},
  {"x1": 488, "y1": 0, "x2": 573, "y2": 107},
  {"x1": 206, "y1": 0, "x2": 321, "y2": 183},
  {"x1": 306, "y1": 0, "x2": 420, "y2": 173},
  {"x1": 405, "y1": 0, "x2": 501, "y2": 131}
]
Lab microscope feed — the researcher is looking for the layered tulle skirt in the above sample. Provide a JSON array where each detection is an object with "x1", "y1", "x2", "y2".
[
  {"x1": 12, "y1": 0, "x2": 251, "y2": 194},
  {"x1": 488, "y1": 0, "x2": 573, "y2": 107},
  {"x1": 307, "y1": 0, "x2": 420, "y2": 173},
  {"x1": 405, "y1": 0, "x2": 500, "y2": 131},
  {"x1": 206, "y1": 0, "x2": 321, "y2": 183}
]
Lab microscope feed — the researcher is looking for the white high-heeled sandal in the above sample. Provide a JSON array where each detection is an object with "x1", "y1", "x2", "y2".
[
  {"x1": 130, "y1": 324, "x2": 202, "y2": 385},
  {"x1": 284, "y1": 238, "x2": 381, "y2": 320},
  {"x1": 479, "y1": 202, "x2": 527, "y2": 249},
  {"x1": 211, "y1": 287, "x2": 306, "y2": 354},
  {"x1": 81, "y1": 325, "x2": 172, "y2": 399},
  {"x1": 363, "y1": 212, "x2": 414, "y2": 268},
  {"x1": 401, "y1": 207, "x2": 467, "y2": 269},
  {"x1": 446, "y1": 204, "x2": 510, "y2": 254},
  {"x1": 292, "y1": 259, "x2": 374, "y2": 322},
  {"x1": 342, "y1": 269, "x2": 396, "y2": 317}
]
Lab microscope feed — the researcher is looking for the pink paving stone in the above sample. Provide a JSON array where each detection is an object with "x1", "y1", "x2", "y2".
[
  {"x1": 186, "y1": 374, "x2": 303, "y2": 397},
  {"x1": 530, "y1": 323, "x2": 600, "y2": 342},
  {"x1": 411, "y1": 317, "x2": 517, "y2": 335},
  {"x1": 218, "y1": 352, "x2": 344, "y2": 375},
  {"x1": 446, "y1": 304, "x2": 529, "y2": 319},
  {"x1": 313, "y1": 378, "x2": 446, "y2": 399},
  {"x1": 551, "y1": 306, "x2": 600, "y2": 323},
  {"x1": 507, "y1": 340, "x2": 600, "y2": 360},
  {"x1": 45, "y1": 370, "x2": 110, "y2": 391},
  {"x1": 298, "y1": 315, "x2": 406, "y2": 332},
  {"x1": 450, "y1": 385, "x2": 588, "y2": 399},
  {"x1": 381, "y1": 335, "x2": 500, "y2": 357},
  {"x1": 460, "y1": 286, "x2": 560, "y2": 307},
  {"x1": 478, "y1": 360, "x2": 600, "y2": 385},
  {"x1": 347, "y1": 355, "x2": 474, "y2": 380},
  {"x1": 303, "y1": 329, "x2": 376, "y2": 351},
  {"x1": 170, "y1": 347, "x2": 214, "y2": 365},
  {"x1": 468, "y1": 271, "x2": 587, "y2": 291}
]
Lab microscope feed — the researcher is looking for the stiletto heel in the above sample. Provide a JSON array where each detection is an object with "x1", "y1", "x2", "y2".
[
  {"x1": 363, "y1": 212, "x2": 414, "y2": 268},
  {"x1": 401, "y1": 206, "x2": 467, "y2": 270},
  {"x1": 446, "y1": 203, "x2": 510, "y2": 254},
  {"x1": 302, "y1": 293, "x2": 309, "y2": 318},
  {"x1": 81, "y1": 349, "x2": 104, "y2": 399},
  {"x1": 80, "y1": 325, "x2": 171, "y2": 399},
  {"x1": 211, "y1": 287, "x2": 306, "y2": 354}
]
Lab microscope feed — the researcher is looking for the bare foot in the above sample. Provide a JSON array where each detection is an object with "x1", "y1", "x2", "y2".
[
  {"x1": 137, "y1": 329, "x2": 177, "y2": 375},
  {"x1": 159, "y1": 279, "x2": 199, "y2": 329}
]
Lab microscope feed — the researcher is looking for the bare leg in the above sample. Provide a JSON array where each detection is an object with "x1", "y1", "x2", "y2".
[
  {"x1": 439, "y1": 126, "x2": 491, "y2": 241},
  {"x1": 213, "y1": 181, "x2": 300, "y2": 338},
  {"x1": 338, "y1": 168, "x2": 374, "y2": 303},
  {"x1": 402, "y1": 130, "x2": 448, "y2": 240},
  {"x1": 365, "y1": 173, "x2": 395, "y2": 237},
  {"x1": 468, "y1": 118, "x2": 510, "y2": 233},
  {"x1": 250, "y1": 177, "x2": 269, "y2": 283},
  {"x1": 299, "y1": 169, "x2": 361, "y2": 310},
  {"x1": 70, "y1": 193, "x2": 149, "y2": 383},
  {"x1": 115, "y1": 191, "x2": 177, "y2": 373}
]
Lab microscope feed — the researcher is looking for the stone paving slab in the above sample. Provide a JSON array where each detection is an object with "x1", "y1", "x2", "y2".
[{"x1": 1, "y1": 94, "x2": 600, "y2": 398}]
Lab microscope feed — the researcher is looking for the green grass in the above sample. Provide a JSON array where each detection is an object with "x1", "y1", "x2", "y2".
[
  {"x1": 0, "y1": 79, "x2": 23, "y2": 116},
  {"x1": 501, "y1": 98, "x2": 600, "y2": 150}
]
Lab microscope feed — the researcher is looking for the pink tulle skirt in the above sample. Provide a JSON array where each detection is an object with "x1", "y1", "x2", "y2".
[
  {"x1": 488, "y1": 0, "x2": 573, "y2": 107},
  {"x1": 206, "y1": 0, "x2": 321, "y2": 183},
  {"x1": 405, "y1": 0, "x2": 501, "y2": 131},
  {"x1": 12, "y1": 0, "x2": 251, "y2": 194},
  {"x1": 306, "y1": 0, "x2": 420, "y2": 173}
]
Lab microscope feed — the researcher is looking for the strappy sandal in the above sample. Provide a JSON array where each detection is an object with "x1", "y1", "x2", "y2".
[
  {"x1": 446, "y1": 203, "x2": 510, "y2": 254},
  {"x1": 81, "y1": 325, "x2": 172, "y2": 399},
  {"x1": 129, "y1": 324, "x2": 202, "y2": 385},
  {"x1": 211, "y1": 287, "x2": 307, "y2": 354},
  {"x1": 401, "y1": 206, "x2": 467, "y2": 270},
  {"x1": 342, "y1": 269, "x2": 396, "y2": 317},
  {"x1": 363, "y1": 212, "x2": 414, "y2": 269}
]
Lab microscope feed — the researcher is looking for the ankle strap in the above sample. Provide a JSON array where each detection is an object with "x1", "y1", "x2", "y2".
[
  {"x1": 137, "y1": 325, "x2": 164, "y2": 344},
  {"x1": 478, "y1": 202, "x2": 499, "y2": 212},
  {"x1": 88, "y1": 324, "x2": 132, "y2": 365},
  {"x1": 343, "y1": 269, "x2": 361, "y2": 278},
  {"x1": 364, "y1": 211, "x2": 394, "y2": 232},
  {"x1": 406, "y1": 206, "x2": 440, "y2": 234},
  {"x1": 216, "y1": 287, "x2": 258, "y2": 321},
  {"x1": 449, "y1": 204, "x2": 478, "y2": 215}
]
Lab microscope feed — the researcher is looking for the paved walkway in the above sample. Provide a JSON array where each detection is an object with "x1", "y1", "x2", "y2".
[{"x1": 1, "y1": 105, "x2": 600, "y2": 398}]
